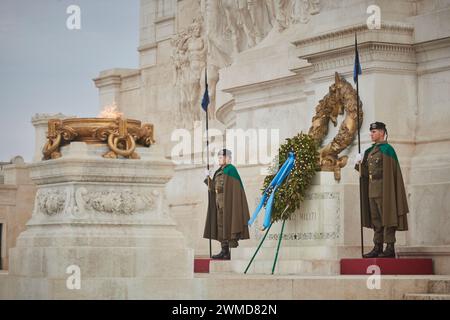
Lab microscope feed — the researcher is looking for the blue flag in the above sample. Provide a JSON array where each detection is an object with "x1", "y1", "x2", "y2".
[
  {"x1": 353, "y1": 34, "x2": 362, "y2": 83},
  {"x1": 201, "y1": 72, "x2": 210, "y2": 112}
]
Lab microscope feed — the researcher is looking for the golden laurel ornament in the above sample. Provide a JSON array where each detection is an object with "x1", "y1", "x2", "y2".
[{"x1": 308, "y1": 72, "x2": 363, "y2": 180}]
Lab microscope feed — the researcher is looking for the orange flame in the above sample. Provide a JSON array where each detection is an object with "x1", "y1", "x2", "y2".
[{"x1": 98, "y1": 101, "x2": 123, "y2": 119}]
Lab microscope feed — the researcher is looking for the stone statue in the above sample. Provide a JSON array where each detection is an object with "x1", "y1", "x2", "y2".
[
  {"x1": 171, "y1": 18, "x2": 207, "y2": 127},
  {"x1": 186, "y1": 18, "x2": 207, "y2": 122},
  {"x1": 204, "y1": 0, "x2": 234, "y2": 119},
  {"x1": 171, "y1": 0, "x2": 321, "y2": 127},
  {"x1": 171, "y1": 30, "x2": 191, "y2": 126}
]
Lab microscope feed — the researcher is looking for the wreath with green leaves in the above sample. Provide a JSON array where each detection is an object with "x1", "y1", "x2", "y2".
[{"x1": 262, "y1": 132, "x2": 319, "y2": 222}]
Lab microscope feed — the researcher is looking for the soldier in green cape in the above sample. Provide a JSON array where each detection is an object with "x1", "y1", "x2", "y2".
[
  {"x1": 355, "y1": 122, "x2": 409, "y2": 258},
  {"x1": 203, "y1": 149, "x2": 250, "y2": 260}
]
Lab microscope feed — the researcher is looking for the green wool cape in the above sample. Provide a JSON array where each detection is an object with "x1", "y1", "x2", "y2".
[
  {"x1": 203, "y1": 164, "x2": 250, "y2": 244},
  {"x1": 358, "y1": 142, "x2": 409, "y2": 230}
]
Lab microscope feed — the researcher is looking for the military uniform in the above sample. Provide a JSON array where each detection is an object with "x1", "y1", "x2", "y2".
[
  {"x1": 366, "y1": 143, "x2": 396, "y2": 245},
  {"x1": 203, "y1": 149, "x2": 250, "y2": 260},
  {"x1": 208, "y1": 165, "x2": 239, "y2": 250},
  {"x1": 357, "y1": 122, "x2": 409, "y2": 258}
]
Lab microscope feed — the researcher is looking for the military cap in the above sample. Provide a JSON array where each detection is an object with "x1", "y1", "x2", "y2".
[
  {"x1": 217, "y1": 149, "x2": 232, "y2": 157},
  {"x1": 370, "y1": 121, "x2": 386, "y2": 131}
]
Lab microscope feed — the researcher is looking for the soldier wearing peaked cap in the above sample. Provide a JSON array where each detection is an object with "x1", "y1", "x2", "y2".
[
  {"x1": 203, "y1": 149, "x2": 250, "y2": 260},
  {"x1": 355, "y1": 122, "x2": 409, "y2": 258}
]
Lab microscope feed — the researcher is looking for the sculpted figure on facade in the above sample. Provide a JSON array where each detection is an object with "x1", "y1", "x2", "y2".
[
  {"x1": 221, "y1": 0, "x2": 254, "y2": 56},
  {"x1": 248, "y1": 0, "x2": 276, "y2": 43},
  {"x1": 171, "y1": 30, "x2": 190, "y2": 126},
  {"x1": 171, "y1": 18, "x2": 207, "y2": 127},
  {"x1": 293, "y1": 0, "x2": 320, "y2": 23},
  {"x1": 171, "y1": 0, "x2": 321, "y2": 127},
  {"x1": 276, "y1": 0, "x2": 320, "y2": 30},
  {"x1": 186, "y1": 18, "x2": 207, "y2": 122}
]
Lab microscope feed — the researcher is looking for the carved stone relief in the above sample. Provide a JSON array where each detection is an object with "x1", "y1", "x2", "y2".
[{"x1": 171, "y1": 0, "x2": 321, "y2": 128}]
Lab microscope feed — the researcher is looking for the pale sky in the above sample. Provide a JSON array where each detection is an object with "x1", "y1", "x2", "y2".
[{"x1": 0, "y1": 0, "x2": 140, "y2": 162}]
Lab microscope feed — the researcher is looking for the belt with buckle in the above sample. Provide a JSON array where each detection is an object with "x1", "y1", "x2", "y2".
[{"x1": 369, "y1": 174, "x2": 382, "y2": 181}]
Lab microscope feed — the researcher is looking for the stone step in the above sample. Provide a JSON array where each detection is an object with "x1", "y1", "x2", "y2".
[
  {"x1": 193, "y1": 274, "x2": 435, "y2": 300},
  {"x1": 2, "y1": 272, "x2": 442, "y2": 299},
  {"x1": 230, "y1": 245, "x2": 368, "y2": 261},
  {"x1": 404, "y1": 293, "x2": 450, "y2": 300},
  {"x1": 210, "y1": 259, "x2": 340, "y2": 275},
  {"x1": 428, "y1": 279, "x2": 450, "y2": 294}
]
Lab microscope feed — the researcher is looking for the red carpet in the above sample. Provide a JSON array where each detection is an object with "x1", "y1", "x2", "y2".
[
  {"x1": 340, "y1": 258, "x2": 433, "y2": 275},
  {"x1": 194, "y1": 257, "x2": 212, "y2": 273}
]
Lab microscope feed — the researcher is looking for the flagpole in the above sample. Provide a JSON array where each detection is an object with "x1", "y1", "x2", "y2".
[
  {"x1": 202, "y1": 2, "x2": 212, "y2": 259},
  {"x1": 203, "y1": 69, "x2": 212, "y2": 259},
  {"x1": 355, "y1": 32, "x2": 364, "y2": 258}
]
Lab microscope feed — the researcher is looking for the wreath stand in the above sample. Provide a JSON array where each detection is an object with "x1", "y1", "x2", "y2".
[{"x1": 244, "y1": 205, "x2": 289, "y2": 275}]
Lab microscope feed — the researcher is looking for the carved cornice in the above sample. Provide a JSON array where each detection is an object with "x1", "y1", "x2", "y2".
[
  {"x1": 414, "y1": 36, "x2": 450, "y2": 53},
  {"x1": 297, "y1": 35, "x2": 450, "y2": 76},
  {"x1": 293, "y1": 22, "x2": 416, "y2": 73},
  {"x1": 93, "y1": 74, "x2": 122, "y2": 88},
  {"x1": 293, "y1": 22, "x2": 414, "y2": 47},
  {"x1": 29, "y1": 158, "x2": 173, "y2": 185},
  {"x1": 222, "y1": 74, "x2": 303, "y2": 96},
  {"x1": 93, "y1": 69, "x2": 140, "y2": 88},
  {"x1": 138, "y1": 42, "x2": 158, "y2": 52},
  {"x1": 305, "y1": 42, "x2": 416, "y2": 73},
  {"x1": 414, "y1": 36, "x2": 450, "y2": 75}
]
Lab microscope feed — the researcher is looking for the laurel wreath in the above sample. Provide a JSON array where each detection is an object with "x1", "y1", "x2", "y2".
[{"x1": 262, "y1": 132, "x2": 319, "y2": 222}]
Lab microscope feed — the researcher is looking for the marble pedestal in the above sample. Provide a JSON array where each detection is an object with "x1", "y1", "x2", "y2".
[{"x1": 6, "y1": 142, "x2": 194, "y2": 299}]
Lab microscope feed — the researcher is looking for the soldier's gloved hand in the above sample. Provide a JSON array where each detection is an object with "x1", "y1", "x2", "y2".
[
  {"x1": 204, "y1": 169, "x2": 211, "y2": 178},
  {"x1": 354, "y1": 153, "x2": 362, "y2": 165}
]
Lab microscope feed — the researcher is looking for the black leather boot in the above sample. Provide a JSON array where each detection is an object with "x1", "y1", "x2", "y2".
[
  {"x1": 362, "y1": 243, "x2": 383, "y2": 258},
  {"x1": 212, "y1": 248, "x2": 226, "y2": 259},
  {"x1": 212, "y1": 245, "x2": 231, "y2": 260},
  {"x1": 378, "y1": 243, "x2": 395, "y2": 258},
  {"x1": 221, "y1": 246, "x2": 230, "y2": 260}
]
